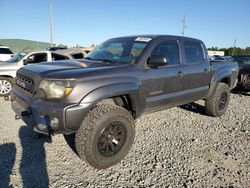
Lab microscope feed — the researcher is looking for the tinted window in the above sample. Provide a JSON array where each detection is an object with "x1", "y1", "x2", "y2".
[
  {"x1": 151, "y1": 41, "x2": 180, "y2": 65},
  {"x1": 28, "y1": 53, "x2": 47, "y2": 63},
  {"x1": 71, "y1": 53, "x2": 84, "y2": 59},
  {"x1": 52, "y1": 53, "x2": 69, "y2": 60},
  {"x1": 184, "y1": 41, "x2": 204, "y2": 64},
  {"x1": 0, "y1": 48, "x2": 13, "y2": 54}
]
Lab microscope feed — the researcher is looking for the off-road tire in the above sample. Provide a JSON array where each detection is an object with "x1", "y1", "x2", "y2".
[
  {"x1": 0, "y1": 77, "x2": 14, "y2": 97},
  {"x1": 205, "y1": 83, "x2": 230, "y2": 117},
  {"x1": 75, "y1": 104, "x2": 135, "y2": 169}
]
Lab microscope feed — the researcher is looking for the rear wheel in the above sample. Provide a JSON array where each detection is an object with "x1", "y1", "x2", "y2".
[
  {"x1": 75, "y1": 104, "x2": 135, "y2": 169},
  {"x1": 0, "y1": 77, "x2": 13, "y2": 96},
  {"x1": 205, "y1": 83, "x2": 230, "y2": 117}
]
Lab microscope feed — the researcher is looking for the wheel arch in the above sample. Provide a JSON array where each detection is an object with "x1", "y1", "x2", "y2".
[
  {"x1": 208, "y1": 75, "x2": 232, "y2": 98},
  {"x1": 80, "y1": 83, "x2": 141, "y2": 118},
  {"x1": 0, "y1": 75, "x2": 14, "y2": 79}
]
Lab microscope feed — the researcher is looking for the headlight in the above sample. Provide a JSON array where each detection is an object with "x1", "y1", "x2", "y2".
[{"x1": 39, "y1": 79, "x2": 76, "y2": 99}]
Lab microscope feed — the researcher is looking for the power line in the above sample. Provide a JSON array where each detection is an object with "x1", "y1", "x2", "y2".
[{"x1": 50, "y1": 0, "x2": 53, "y2": 47}]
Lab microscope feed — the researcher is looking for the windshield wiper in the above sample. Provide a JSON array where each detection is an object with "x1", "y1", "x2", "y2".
[
  {"x1": 98, "y1": 59, "x2": 119, "y2": 64},
  {"x1": 84, "y1": 57, "x2": 119, "y2": 64},
  {"x1": 84, "y1": 57, "x2": 96, "y2": 61}
]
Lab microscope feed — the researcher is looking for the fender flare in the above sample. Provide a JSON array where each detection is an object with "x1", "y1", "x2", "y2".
[
  {"x1": 208, "y1": 72, "x2": 232, "y2": 97},
  {"x1": 80, "y1": 82, "x2": 141, "y2": 117}
]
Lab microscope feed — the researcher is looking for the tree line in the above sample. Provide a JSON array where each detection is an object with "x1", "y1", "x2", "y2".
[{"x1": 208, "y1": 47, "x2": 250, "y2": 56}]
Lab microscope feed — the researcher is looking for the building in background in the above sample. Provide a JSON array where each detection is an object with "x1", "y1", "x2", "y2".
[{"x1": 208, "y1": 50, "x2": 225, "y2": 56}]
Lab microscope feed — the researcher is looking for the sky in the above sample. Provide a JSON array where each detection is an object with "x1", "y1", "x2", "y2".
[{"x1": 0, "y1": 0, "x2": 250, "y2": 48}]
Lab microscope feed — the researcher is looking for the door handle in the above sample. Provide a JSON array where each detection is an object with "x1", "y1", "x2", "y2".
[
  {"x1": 204, "y1": 68, "x2": 208, "y2": 72},
  {"x1": 177, "y1": 71, "x2": 184, "y2": 77}
]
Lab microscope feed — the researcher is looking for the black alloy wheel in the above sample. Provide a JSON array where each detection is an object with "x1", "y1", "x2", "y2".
[{"x1": 97, "y1": 121, "x2": 127, "y2": 157}]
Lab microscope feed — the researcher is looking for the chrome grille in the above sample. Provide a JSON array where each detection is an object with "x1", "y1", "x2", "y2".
[{"x1": 16, "y1": 73, "x2": 36, "y2": 95}]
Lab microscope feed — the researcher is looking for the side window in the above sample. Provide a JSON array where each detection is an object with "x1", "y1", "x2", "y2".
[
  {"x1": 71, "y1": 53, "x2": 84, "y2": 59},
  {"x1": 0, "y1": 48, "x2": 13, "y2": 54},
  {"x1": 184, "y1": 41, "x2": 204, "y2": 64},
  {"x1": 52, "y1": 53, "x2": 69, "y2": 60},
  {"x1": 151, "y1": 41, "x2": 180, "y2": 65},
  {"x1": 27, "y1": 53, "x2": 47, "y2": 63}
]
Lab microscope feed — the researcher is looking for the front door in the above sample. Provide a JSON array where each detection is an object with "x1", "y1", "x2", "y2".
[{"x1": 143, "y1": 39, "x2": 185, "y2": 112}]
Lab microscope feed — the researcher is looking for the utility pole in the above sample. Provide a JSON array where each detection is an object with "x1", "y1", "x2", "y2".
[
  {"x1": 181, "y1": 16, "x2": 187, "y2": 36},
  {"x1": 232, "y1": 39, "x2": 237, "y2": 55},
  {"x1": 50, "y1": 0, "x2": 53, "y2": 47}
]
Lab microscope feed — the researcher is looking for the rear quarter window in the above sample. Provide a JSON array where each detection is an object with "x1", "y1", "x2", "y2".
[
  {"x1": 71, "y1": 53, "x2": 84, "y2": 59},
  {"x1": 52, "y1": 53, "x2": 69, "y2": 60}
]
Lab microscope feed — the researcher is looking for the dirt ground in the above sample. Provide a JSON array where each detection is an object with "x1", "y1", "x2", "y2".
[{"x1": 0, "y1": 93, "x2": 249, "y2": 187}]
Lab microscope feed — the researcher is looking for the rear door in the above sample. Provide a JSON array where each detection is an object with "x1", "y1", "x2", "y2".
[
  {"x1": 182, "y1": 40, "x2": 210, "y2": 101},
  {"x1": 143, "y1": 39, "x2": 185, "y2": 112}
]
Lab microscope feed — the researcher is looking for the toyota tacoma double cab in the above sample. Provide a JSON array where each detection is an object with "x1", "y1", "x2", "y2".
[{"x1": 11, "y1": 35, "x2": 238, "y2": 169}]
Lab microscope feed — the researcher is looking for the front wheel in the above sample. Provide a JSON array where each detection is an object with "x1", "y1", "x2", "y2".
[
  {"x1": 0, "y1": 77, "x2": 14, "y2": 96},
  {"x1": 75, "y1": 104, "x2": 135, "y2": 169},
  {"x1": 205, "y1": 83, "x2": 230, "y2": 117}
]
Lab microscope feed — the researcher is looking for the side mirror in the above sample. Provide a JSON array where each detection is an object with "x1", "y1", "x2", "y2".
[
  {"x1": 23, "y1": 59, "x2": 28, "y2": 65},
  {"x1": 147, "y1": 55, "x2": 168, "y2": 67}
]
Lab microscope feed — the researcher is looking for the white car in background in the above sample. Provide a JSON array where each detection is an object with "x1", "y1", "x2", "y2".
[
  {"x1": 0, "y1": 45, "x2": 14, "y2": 61},
  {"x1": 0, "y1": 50, "x2": 72, "y2": 96}
]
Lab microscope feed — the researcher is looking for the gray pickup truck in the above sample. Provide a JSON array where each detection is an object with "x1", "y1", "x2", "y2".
[{"x1": 11, "y1": 35, "x2": 238, "y2": 169}]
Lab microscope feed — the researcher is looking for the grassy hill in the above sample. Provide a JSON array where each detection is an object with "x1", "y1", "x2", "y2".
[{"x1": 0, "y1": 39, "x2": 53, "y2": 53}]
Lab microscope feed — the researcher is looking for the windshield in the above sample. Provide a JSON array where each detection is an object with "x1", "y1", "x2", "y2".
[
  {"x1": 85, "y1": 38, "x2": 149, "y2": 64},
  {"x1": 8, "y1": 52, "x2": 27, "y2": 63},
  {"x1": 229, "y1": 55, "x2": 250, "y2": 64}
]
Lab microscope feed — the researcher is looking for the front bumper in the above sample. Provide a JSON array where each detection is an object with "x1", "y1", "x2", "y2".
[{"x1": 11, "y1": 89, "x2": 93, "y2": 135}]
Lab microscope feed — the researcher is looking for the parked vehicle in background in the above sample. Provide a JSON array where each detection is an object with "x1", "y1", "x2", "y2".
[
  {"x1": 210, "y1": 56, "x2": 231, "y2": 63},
  {"x1": 0, "y1": 45, "x2": 14, "y2": 61},
  {"x1": 11, "y1": 35, "x2": 238, "y2": 169},
  {"x1": 214, "y1": 56, "x2": 226, "y2": 61},
  {"x1": 0, "y1": 50, "x2": 71, "y2": 96},
  {"x1": 47, "y1": 46, "x2": 68, "y2": 51},
  {"x1": 229, "y1": 54, "x2": 250, "y2": 92},
  {"x1": 48, "y1": 47, "x2": 88, "y2": 58},
  {"x1": 56, "y1": 48, "x2": 87, "y2": 59},
  {"x1": 223, "y1": 56, "x2": 231, "y2": 61}
]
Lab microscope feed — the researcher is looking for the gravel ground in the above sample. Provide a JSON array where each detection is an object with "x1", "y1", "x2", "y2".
[{"x1": 0, "y1": 93, "x2": 249, "y2": 187}]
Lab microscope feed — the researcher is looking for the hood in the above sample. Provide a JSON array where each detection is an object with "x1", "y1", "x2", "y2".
[{"x1": 19, "y1": 59, "x2": 122, "y2": 78}]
